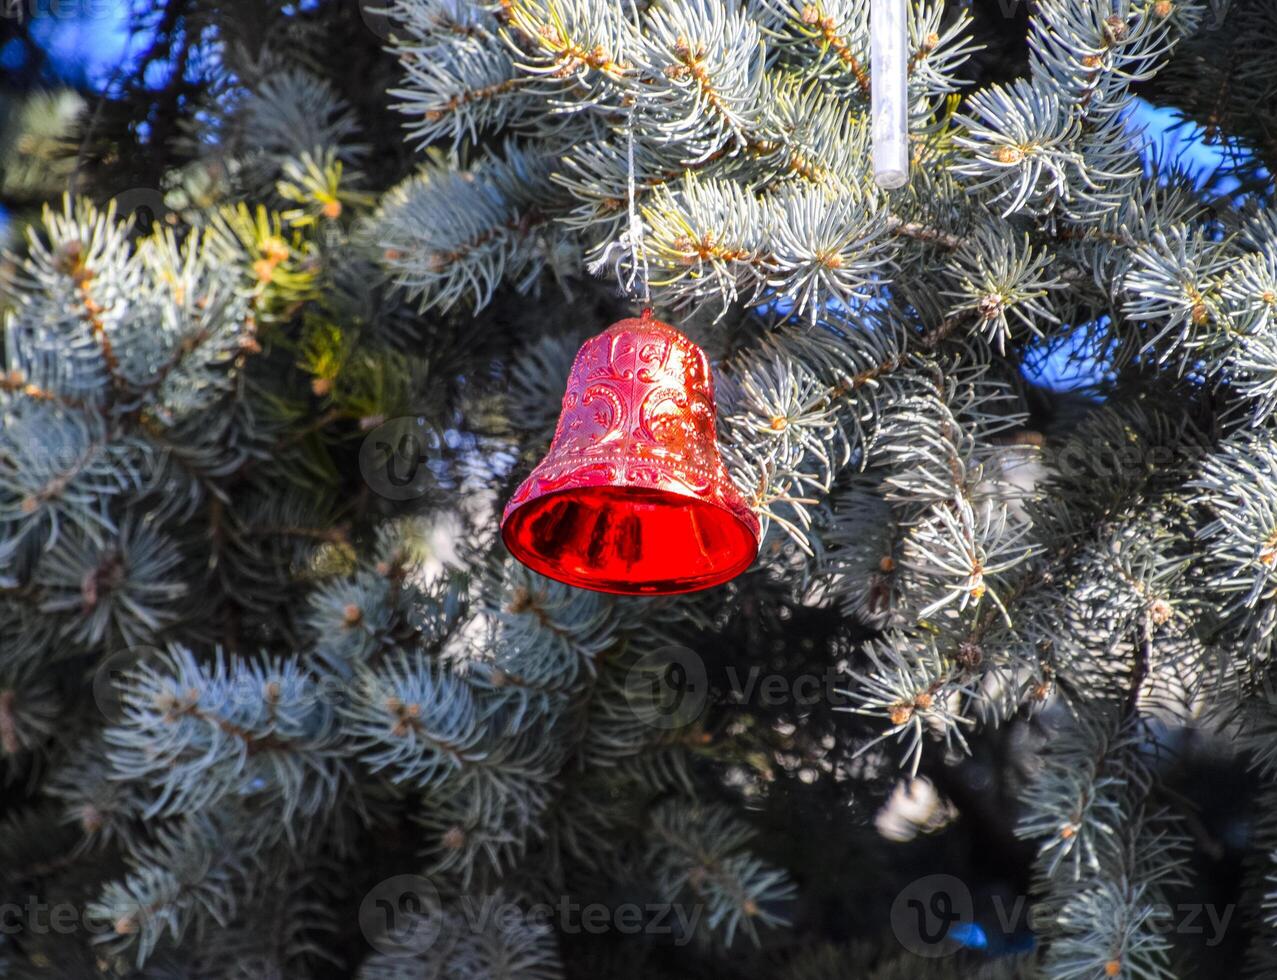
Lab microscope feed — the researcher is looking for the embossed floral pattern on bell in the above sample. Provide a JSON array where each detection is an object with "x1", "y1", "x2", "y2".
[{"x1": 501, "y1": 313, "x2": 760, "y2": 595}]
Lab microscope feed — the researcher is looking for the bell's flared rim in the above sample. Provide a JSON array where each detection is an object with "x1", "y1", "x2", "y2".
[{"x1": 501, "y1": 484, "x2": 760, "y2": 596}]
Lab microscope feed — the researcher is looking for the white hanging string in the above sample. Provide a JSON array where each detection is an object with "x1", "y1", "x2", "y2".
[
  {"x1": 626, "y1": 108, "x2": 652, "y2": 307},
  {"x1": 587, "y1": 103, "x2": 651, "y2": 308}
]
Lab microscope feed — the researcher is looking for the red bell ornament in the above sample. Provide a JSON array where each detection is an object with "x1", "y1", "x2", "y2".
[{"x1": 501, "y1": 312, "x2": 760, "y2": 595}]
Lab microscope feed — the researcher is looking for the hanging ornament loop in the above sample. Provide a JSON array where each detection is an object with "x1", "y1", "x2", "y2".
[
  {"x1": 587, "y1": 101, "x2": 652, "y2": 310},
  {"x1": 501, "y1": 316, "x2": 760, "y2": 595}
]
